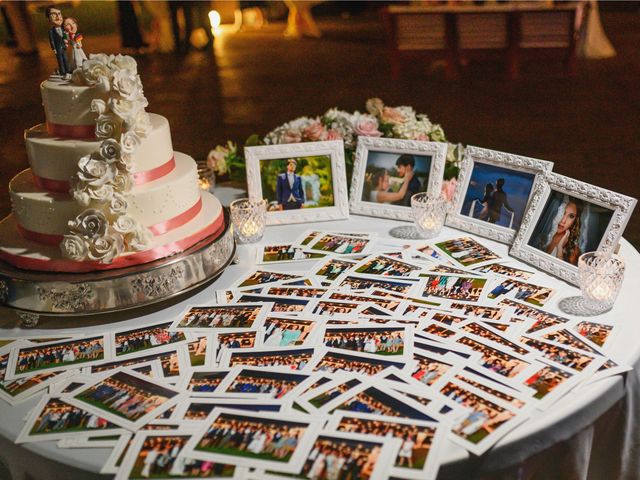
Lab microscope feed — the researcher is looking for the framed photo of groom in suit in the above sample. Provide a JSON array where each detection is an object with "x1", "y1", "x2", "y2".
[{"x1": 245, "y1": 140, "x2": 349, "y2": 225}]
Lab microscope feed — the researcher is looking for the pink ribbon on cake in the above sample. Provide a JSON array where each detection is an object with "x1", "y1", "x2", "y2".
[
  {"x1": 32, "y1": 156, "x2": 177, "y2": 193},
  {"x1": 17, "y1": 196, "x2": 204, "y2": 247},
  {"x1": 46, "y1": 122, "x2": 95, "y2": 139},
  {"x1": 1, "y1": 213, "x2": 225, "y2": 272}
]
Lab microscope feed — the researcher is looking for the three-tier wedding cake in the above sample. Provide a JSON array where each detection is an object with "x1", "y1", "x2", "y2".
[{"x1": 0, "y1": 54, "x2": 225, "y2": 272}]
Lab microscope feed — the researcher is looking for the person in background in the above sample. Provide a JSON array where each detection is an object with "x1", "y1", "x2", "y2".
[{"x1": 117, "y1": 1, "x2": 147, "y2": 54}]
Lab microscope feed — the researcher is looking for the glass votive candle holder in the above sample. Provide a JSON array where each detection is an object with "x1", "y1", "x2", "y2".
[
  {"x1": 578, "y1": 251, "x2": 625, "y2": 312},
  {"x1": 230, "y1": 198, "x2": 267, "y2": 244},
  {"x1": 411, "y1": 193, "x2": 448, "y2": 239}
]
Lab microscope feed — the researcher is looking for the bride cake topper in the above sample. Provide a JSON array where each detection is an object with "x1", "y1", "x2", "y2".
[{"x1": 63, "y1": 16, "x2": 88, "y2": 72}]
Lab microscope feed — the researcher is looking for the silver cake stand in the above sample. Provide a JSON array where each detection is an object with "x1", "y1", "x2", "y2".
[{"x1": 0, "y1": 210, "x2": 235, "y2": 328}]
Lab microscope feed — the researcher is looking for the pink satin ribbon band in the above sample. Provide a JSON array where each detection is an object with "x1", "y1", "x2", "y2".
[
  {"x1": 16, "y1": 225, "x2": 64, "y2": 246},
  {"x1": 2, "y1": 211, "x2": 225, "y2": 272},
  {"x1": 31, "y1": 157, "x2": 176, "y2": 194},
  {"x1": 17, "y1": 197, "x2": 204, "y2": 248},
  {"x1": 46, "y1": 122, "x2": 95, "y2": 139}
]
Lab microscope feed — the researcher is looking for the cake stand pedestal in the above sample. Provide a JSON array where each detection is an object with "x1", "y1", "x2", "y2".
[{"x1": 0, "y1": 211, "x2": 235, "y2": 327}]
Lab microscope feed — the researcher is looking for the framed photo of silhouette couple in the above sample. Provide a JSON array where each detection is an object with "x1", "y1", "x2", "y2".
[
  {"x1": 349, "y1": 137, "x2": 448, "y2": 221},
  {"x1": 447, "y1": 146, "x2": 554, "y2": 244},
  {"x1": 245, "y1": 140, "x2": 349, "y2": 225},
  {"x1": 510, "y1": 172, "x2": 637, "y2": 285}
]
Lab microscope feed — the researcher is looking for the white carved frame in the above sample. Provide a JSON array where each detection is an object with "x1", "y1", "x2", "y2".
[
  {"x1": 245, "y1": 140, "x2": 349, "y2": 225},
  {"x1": 446, "y1": 145, "x2": 554, "y2": 244},
  {"x1": 510, "y1": 172, "x2": 637, "y2": 285},
  {"x1": 349, "y1": 137, "x2": 447, "y2": 221}
]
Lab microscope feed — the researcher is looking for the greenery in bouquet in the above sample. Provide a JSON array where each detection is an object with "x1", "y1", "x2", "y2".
[{"x1": 207, "y1": 98, "x2": 463, "y2": 200}]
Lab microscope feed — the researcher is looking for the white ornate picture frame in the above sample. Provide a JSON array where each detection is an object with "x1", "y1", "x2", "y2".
[
  {"x1": 245, "y1": 140, "x2": 349, "y2": 225},
  {"x1": 510, "y1": 172, "x2": 637, "y2": 285},
  {"x1": 349, "y1": 137, "x2": 447, "y2": 221},
  {"x1": 446, "y1": 145, "x2": 553, "y2": 244}
]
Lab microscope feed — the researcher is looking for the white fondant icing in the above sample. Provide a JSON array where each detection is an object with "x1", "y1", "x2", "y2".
[
  {"x1": 41, "y1": 79, "x2": 108, "y2": 127},
  {"x1": 25, "y1": 113, "x2": 173, "y2": 183},
  {"x1": 10, "y1": 153, "x2": 201, "y2": 236}
]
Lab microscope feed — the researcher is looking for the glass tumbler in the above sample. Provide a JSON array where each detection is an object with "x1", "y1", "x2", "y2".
[
  {"x1": 230, "y1": 198, "x2": 267, "y2": 244},
  {"x1": 411, "y1": 193, "x2": 448, "y2": 239},
  {"x1": 578, "y1": 251, "x2": 625, "y2": 312}
]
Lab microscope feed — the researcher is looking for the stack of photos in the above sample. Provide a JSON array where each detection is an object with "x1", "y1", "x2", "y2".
[{"x1": 0, "y1": 228, "x2": 631, "y2": 480}]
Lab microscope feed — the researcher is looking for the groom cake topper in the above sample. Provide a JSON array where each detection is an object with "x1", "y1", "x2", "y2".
[{"x1": 46, "y1": 5, "x2": 87, "y2": 78}]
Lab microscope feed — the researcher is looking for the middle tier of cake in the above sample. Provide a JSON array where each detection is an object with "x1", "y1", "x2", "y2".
[{"x1": 10, "y1": 152, "x2": 201, "y2": 242}]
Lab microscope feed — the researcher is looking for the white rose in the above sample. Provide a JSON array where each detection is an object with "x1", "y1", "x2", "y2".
[
  {"x1": 120, "y1": 131, "x2": 141, "y2": 155},
  {"x1": 77, "y1": 155, "x2": 117, "y2": 187},
  {"x1": 112, "y1": 172, "x2": 133, "y2": 193},
  {"x1": 90, "y1": 99, "x2": 107, "y2": 115},
  {"x1": 113, "y1": 214, "x2": 137, "y2": 234},
  {"x1": 127, "y1": 227, "x2": 153, "y2": 252},
  {"x1": 72, "y1": 187, "x2": 91, "y2": 207},
  {"x1": 88, "y1": 53, "x2": 111, "y2": 64},
  {"x1": 60, "y1": 234, "x2": 89, "y2": 261},
  {"x1": 110, "y1": 192, "x2": 128, "y2": 215},
  {"x1": 81, "y1": 59, "x2": 112, "y2": 86},
  {"x1": 69, "y1": 209, "x2": 109, "y2": 238},
  {"x1": 95, "y1": 75, "x2": 111, "y2": 94},
  {"x1": 130, "y1": 111, "x2": 152, "y2": 137},
  {"x1": 118, "y1": 154, "x2": 135, "y2": 173},
  {"x1": 110, "y1": 54, "x2": 138, "y2": 74},
  {"x1": 109, "y1": 98, "x2": 143, "y2": 123},
  {"x1": 111, "y1": 69, "x2": 143, "y2": 101},
  {"x1": 95, "y1": 113, "x2": 122, "y2": 140},
  {"x1": 88, "y1": 233, "x2": 124, "y2": 264},
  {"x1": 99, "y1": 139, "x2": 121, "y2": 162},
  {"x1": 87, "y1": 184, "x2": 114, "y2": 203}
]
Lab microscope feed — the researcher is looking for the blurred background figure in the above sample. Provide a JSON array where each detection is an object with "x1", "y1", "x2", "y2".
[
  {"x1": 116, "y1": 1, "x2": 146, "y2": 54},
  {"x1": 284, "y1": 0, "x2": 322, "y2": 39},
  {"x1": 2, "y1": 1, "x2": 37, "y2": 55}
]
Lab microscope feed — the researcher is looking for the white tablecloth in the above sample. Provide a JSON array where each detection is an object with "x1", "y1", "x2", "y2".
[{"x1": 0, "y1": 208, "x2": 638, "y2": 480}]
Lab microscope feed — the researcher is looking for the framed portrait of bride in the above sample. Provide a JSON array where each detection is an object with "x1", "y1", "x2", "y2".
[
  {"x1": 510, "y1": 172, "x2": 637, "y2": 285},
  {"x1": 348, "y1": 137, "x2": 447, "y2": 221},
  {"x1": 446, "y1": 145, "x2": 553, "y2": 244}
]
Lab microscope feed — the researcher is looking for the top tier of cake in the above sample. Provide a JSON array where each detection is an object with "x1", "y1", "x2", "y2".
[{"x1": 41, "y1": 79, "x2": 108, "y2": 138}]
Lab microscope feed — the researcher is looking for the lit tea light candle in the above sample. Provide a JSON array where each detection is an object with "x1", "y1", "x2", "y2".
[
  {"x1": 578, "y1": 251, "x2": 625, "y2": 313},
  {"x1": 230, "y1": 198, "x2": 267, "y2": 244},
  {"x1": 411, "y1": 193, "x2": 447, "y2": 239}
]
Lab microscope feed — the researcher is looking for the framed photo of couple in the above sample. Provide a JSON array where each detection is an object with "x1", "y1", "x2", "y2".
[
  {"x1": 510, "y1": 172, "x2": 637, "y2": 285},
  {"x1": 349, "y1": 137, "x2": 448, "y2": 221},
  {"x1": 447, "y1": 146, "x2": 554, "y2": 244},
  {"x1": 245, "y1": 140, "x2": 349, "y2": 225}
]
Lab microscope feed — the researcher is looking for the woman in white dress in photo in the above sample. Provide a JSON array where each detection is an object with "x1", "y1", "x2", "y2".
[{"x1": 62, "y1": 17, "x2": 87, "y2": 71}]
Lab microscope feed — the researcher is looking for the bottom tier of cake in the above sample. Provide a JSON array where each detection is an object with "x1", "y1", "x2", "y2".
[{"x1": 0, "y1": 192, "x2": 224, "y2": 273}]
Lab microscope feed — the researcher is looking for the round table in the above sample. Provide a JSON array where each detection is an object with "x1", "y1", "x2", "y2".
[{"x1": 0, "y1": 209, "x2": 638, "y2": 480}]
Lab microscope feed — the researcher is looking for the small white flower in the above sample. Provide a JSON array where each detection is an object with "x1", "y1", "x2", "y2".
[
  {"x1": 109, "y1": 98, "x2": 142, "y2": 123},
  {"x1": 111, "y1": 69, "x2": 143, "y2": 101},
  {"x1": 88, "y1": 233, "x2": 124, "y2": 264},
  {"x1": 95, "y1": 113, "x2": 122, "y2": 140},
  {"x1": 112, "y1": 214, "x2": 137, "y2": 234},
  {"x1": 86, "y1": 184, "x2": 114, "y2": 203},
  {"x1": 118, "y1": 154, "x2": 135, "y2": 173},
  {"x1": 77, "y1": 155, "x2": 117, "y2": 187},
  {"x1": 69, "y1": 209, "x2": 109, "y2": 239},
  {"x1": 120, "y1": 131, "x2": 141, "y2": 155},
  {"x1": 80, "y1": 59, "x2": 112, "y2": 86},
  {"x1": 99, "y1": 138, "x2": 121, "y2": 162},
  {"x1": 60, "y1": 234, "x2": 89, "y2": 261},
  {"x1": 72, "y1": 187, "x2": 91, "y2": 207},
  {"x1": 90, "y1": 99, "x2": 107, "y2": 115},
  {"x1": 112, "y1": 172, "x2": 133, "y2": 193},
  {"x1": 110, "y1": 192, "x2": 128, "y2": 215},
  {"x1": 130, "y1": 111, "x2": 152, "y2": 137},
  {"x1": 127, "y1": 226, "x2": 153, "y2": 251},
  {"x1": 110, "y1": 54, "x2": 138, "y2": 74},
  {"x1": 88, "y1": 53, "x2": 111, "y2": 65}
]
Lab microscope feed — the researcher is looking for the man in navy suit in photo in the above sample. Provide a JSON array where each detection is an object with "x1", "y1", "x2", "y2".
[
  {"x1": 276, "y1": 158, "x2": 305, "y2": 210},
  {"x1": 393, "y1": 154, "x2": 422, "y2": 206}
]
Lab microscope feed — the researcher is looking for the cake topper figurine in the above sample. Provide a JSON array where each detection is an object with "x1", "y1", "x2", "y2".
[
  {"x1": 63, "y1": 17, "x2": 87, "y2": 71},
  {"x1": 46, "y1": 5, "x2": 70, "y2": 78}
]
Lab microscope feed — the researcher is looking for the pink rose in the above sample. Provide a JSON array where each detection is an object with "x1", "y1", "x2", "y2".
[
  {"x1": 302, "y1": 122, "x2": 326, "y2": 141},
  {"x1": 380, "y1": 106, "x2": 405, "y2": 125},
  {"x1": 283, "y1": 129, "x2": 302, "y2": 143},
  {"x1": 353, "y1": 116, "x2": 382, "y2": 137},
  {"x1": 415, "y1": 133, "x2": 430, "y2": 141},
  {"x1": 207, "y1": 150, "x2": 225, "y2": 170},
  {"x1": 325, "y1": 129, "x2": 342, "y2": 141},
  {"x1": 441, "y1": 178, "x2": 458, "y2": 202}
]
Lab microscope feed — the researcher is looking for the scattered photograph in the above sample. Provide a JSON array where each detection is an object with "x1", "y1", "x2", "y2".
[
  {"x1": 217, "y1": 368, "x2": 310, "y2": 399},
  {"x1": 499, "y1": 299, "x2": 570, "y2": 333},
  {"x1": 16, "y1": 395, "x2": 121, "y2": 443},
  {"x1": 354, "y1": 255, "x2": 422, "y2": 277},
  {"x1": 173, "y1": 305, "x2": 267, "y2": 331},
  {"x1": 487, "y1": 279, "x2": 554, "y2": 307},
  {"x1": 263, "y1": 316, "x2": 319, "y2": 347},
  {"x1": 312, "y1": 300, "x2": 365, "y2": 316},
  {"x1": 116, "y1": 430, "x2": 239, "y2": 480},
  {"x1": 235, "y1": 270, "x2": 303, "y2": 288},
  {"x1": 216, "y1": 331, "x2": 259, "y2": 362},
  {"x1": 307, "y1": 233, "x2": 372, "y2": 255},
  {"x1": 113, "y1": 322, "x2": 186, "y2": 357},
  {"x1": 337, "y1": 274, "x2": 418, "y2": 295},
  {"x1": 322, "y1": 326, "x2": 410, "y2": 356},
  {"x1": 185, "y1": 371, "x2": 229, "y2": 395},
  {"x1": 257, "y1": 244, "x2": 327, "y2": 264},
  {"x1": 311, "y1": 349, "x2": 407, "y2": 376},
  {"x1": 234, "y1": 294, "x2": 310, "y2": 314},
  {"x1": 67, "y1": 369, "x2": 182, "y2": 429},
  {"x1": 449, "y1": 303, "x2": 508, "y2": 321},
  {"x1": 411, "y1": 352, "x2": 458, "y2": 387},
  {"x1": 419, "y1": 274, "x2": 487, "y2": 302},
  {"x1": 326, "y1": 292, "x2": 404, "y2": 313},
  {"x1": 573, "y1": 321, "x2": 614, "y2": 348},
  {"x1": 185, "y1": 335, "x2": 213, "y2": 369},
  {"x1": 435, "y1": 237, "x2": 500, "y2": 267},
  {"x1": 263, "y1": 286, "x2": 327, "y2": 298},
  {"x1": 8, "y1": 335, "x2": 109, "y2": 379},
  {"x1": 473, "y1": 263, "x2": 534, "y2": 280},
  {"x1": 519, "y1": 337, "x2": 599, "y2": 372},
  {"x1": 221, "y1": 347, "x2": 315, "y2": 371},
  {"x1": 455, "y1": 336, "x2": 533, "y2": 380},
  {"x1": 301, "y1": 378, "x2": 362, "y2": 410},
  {"x1": 313, "y1": 257, "x2": 357, "y2": 282},
  {"x1": 184, "y1": 409, "x2": 320, "y2": 473}
]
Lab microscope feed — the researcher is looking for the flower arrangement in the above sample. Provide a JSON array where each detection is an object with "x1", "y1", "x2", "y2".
[
  {"x1": 207, "y1": 98, "x2": 463, "y2": 200},
  {"x1": 61, "y1": 54, "x2": 153, "y2": 263}
]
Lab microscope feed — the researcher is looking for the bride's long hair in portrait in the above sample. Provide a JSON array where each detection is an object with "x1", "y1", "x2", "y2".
[{"x1": 537, "y1": 194, "x2": 587, "y2": 261}]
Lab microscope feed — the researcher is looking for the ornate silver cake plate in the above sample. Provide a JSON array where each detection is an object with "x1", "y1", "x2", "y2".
[{"x1": 0, "y1": 210, "x2": 235, "y2": 327}]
